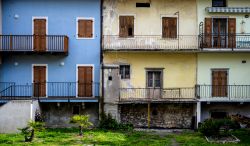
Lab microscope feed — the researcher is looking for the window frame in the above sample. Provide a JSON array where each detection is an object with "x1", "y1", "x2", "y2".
[
  {"x1": 76, "y1": 17, "x2": 95, "y2": 39},
  {"x1": 118, "y1": 14, "x2": 136, "y2": 38},
  {"x1": 161, "y1": 15, "x2": 178, "y2": 39},
  {"x1": 145, "y1": 69, "x2": 163, "y2": 88},
  {"x1": 212, "y1": 0, "x2": 227, "y2": 7},
  {"x1": 119, "y1": 65, "x2": 131, "y2": 80}
]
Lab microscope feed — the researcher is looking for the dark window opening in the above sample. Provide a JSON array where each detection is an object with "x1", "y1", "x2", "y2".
[
  {"x1": 128, "y1": 27, "x2": 133, "y2": 37},
  {"x1": 211, "y1": 111, "x2": 228, "y2": 119},
  {"x1": 212, "y1": 0, "x2": 227, "y2": 7},
  {"x1": 120, "y1": 65, "x2": 130, "y2": 79},
  {"x1": 136, "y1": 3, "x2": 150, "y2": 7},
  {"x1": 72, "y1": 106, "x2": 80, "y2": 115}
]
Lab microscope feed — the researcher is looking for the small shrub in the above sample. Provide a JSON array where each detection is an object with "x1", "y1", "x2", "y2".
[
  {"x1": 18, "y1": 120, "x2": 44, "y2": 142},
  {"x1": 98, "y1": 113, "x2": 133, "y2": 131},
  {"x1": 70, "y1": 115, "x2": 93, "y2": 136},
  {"x1": 199, "y1": 118, "x2": 240, "y2": 137}
]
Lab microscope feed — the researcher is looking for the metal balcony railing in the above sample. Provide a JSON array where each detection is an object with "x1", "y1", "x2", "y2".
[
  {"x1": 119, "y1": 87, "x2": 196, "y2": 102},
  {"x1": 0, "y1": 82, "x2": 100, "y2": 100},
  {"x1": 197, "y1": 85, "x2": 250, "y2": 100},
  {"x1": 0, "y1": 35, "x2": 68, "y2": 54},
  {"x1": 103, "y1": 35, "x2": 199, "y2": 50},
  {"x1": 199, "y1": 33, "x2": 250, "y2": 50}
]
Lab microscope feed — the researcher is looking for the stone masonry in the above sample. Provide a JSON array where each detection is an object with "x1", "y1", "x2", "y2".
[{"x1": 120, "y1": 103, "x2": 194, "y2": 128}]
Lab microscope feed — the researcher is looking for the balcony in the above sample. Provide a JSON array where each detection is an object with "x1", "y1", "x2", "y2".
[
  {"x1": 199, "y1": 34, "x2": 250, "y2": 51},
  {"x1": 103, "y1": 35, "x2": 199, "y2": 51},
  {"x1": 0, "y1": 82, "x2": 99, "y2": 102},
  {"x1": 119, "y1": 87, "x2": 196, "y2": 103},
  {"x1": 0, "y1": 35, "x2": 69, "y2": 55},
  {"x1": 197, "y1": 85, "x2": 250, "y2": 102}
]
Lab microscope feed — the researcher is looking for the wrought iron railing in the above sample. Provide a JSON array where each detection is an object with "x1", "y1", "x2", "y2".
[
  {"x1": 197, "y1": 85, "x2": 250, "y2": 100},
  {"x1": 0, "y1": 82, "x2": 100, "y2": 100},
  {"x1": 119, "y1": 87, "x2": 196, "y2": 101},
  {"x1": 103, "y1": 35, "x2": 199, "y2": 50},
  {"x1": 0, "y1": 35, "x2": 68, "y2": 53},
  {"x1": 199, "y1": 33, "x2": 250, "y2": 50}
]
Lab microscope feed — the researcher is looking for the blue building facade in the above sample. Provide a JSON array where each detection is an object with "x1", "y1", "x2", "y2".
[
  {"x1": 0, "y1": 0, "x2": 101, "y2": 128},
  {"x1": 0, "y1": 0, "x2": 101, "y2": 99}
]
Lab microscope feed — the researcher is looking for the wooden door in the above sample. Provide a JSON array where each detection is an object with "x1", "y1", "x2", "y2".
[
  {"x1": 33, "y1": 19, "x2": 46, "y2": 52},
  {"x1": 213, "y1": 18, "x2": 227, "y2": 48},
  {"x1": 119, "y1": 16, "x2": 134, "y2": 37},
  {"x1": 33, "y1": 66, "x2": 46, "y2": 97},
  {"x1": 228, "y1": 18, "x2": 236, "y2": 48},
  {"x1": 204, "y1": 18, "x2": 212, "y2": 48},
  {"x1": 146, "y1": 71, "x2": 162, "y2": 100},
  {"x1": 78, "y1": 66, "x2": 93, "y2": 97},
  {"x1": 162, "y1": 17, "x2": 177, "y2": 38},
  {"x1": 212, "y1": 70, "x2": 228, "y2": 97}
]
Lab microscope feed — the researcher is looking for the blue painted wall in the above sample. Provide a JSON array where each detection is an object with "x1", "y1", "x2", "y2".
[{"x1": 0, "y1": 0, "x2": 101, "y2": 90}]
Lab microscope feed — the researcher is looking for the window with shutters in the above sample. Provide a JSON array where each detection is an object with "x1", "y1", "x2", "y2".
[
  {"x1": 119, "y1": 65, "x2": 130, "y2": 79},
  {"x1": 162, "y1": 17, "x2": 177, "y2": 38},
  {"x1": 77, "y1": 18, "x2": 94, "y2": 39},
  {"x1": 119, "y1": 16, "x2": 134, "y2": 37}
]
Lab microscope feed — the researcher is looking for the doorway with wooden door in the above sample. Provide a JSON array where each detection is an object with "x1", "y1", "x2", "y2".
[
  {"x1": 33, "y1": 65, "x2": 47, "y2": 97},
  {"x1": 33, "y1": 18, "x2": 47, "y2": 52},
  {"x1": 212, "y1": 69, "x2": 228, "y2": 97},
  {"x1": 77, "y1": 66, "x2": 93, "y2": 97},
  {"x1": 204, "y1": 18, "x2": 236, "y2": 48},
  {"x1": 146, "y1": 70, "x2": 162, "y2": 100}
]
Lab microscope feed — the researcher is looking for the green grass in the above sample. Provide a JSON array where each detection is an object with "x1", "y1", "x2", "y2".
[
  {"x1": 0, "y1": 128, "x2": 250, "y2": 146},
  {"x1": 173, "y1": 129, "x2": 250, "y2": 146},
  {"x1": 0, "y1": 128, "x2": 171, "y2": 146}
]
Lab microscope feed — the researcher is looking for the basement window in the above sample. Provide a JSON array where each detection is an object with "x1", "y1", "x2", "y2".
[
  {"x1": 211, "y1": 111, "x2": 228, "y2": 119},
  {"x1": 136, "y1": 3, "x2": 150, "y2": 8},
  {"x1": 72, "y1": 106, "x2": 80, "y2": 115}
]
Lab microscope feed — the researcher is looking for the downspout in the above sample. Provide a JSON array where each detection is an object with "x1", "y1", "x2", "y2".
[{"x1": 100, "y1": 0, "x2": 104, "y2": 117}]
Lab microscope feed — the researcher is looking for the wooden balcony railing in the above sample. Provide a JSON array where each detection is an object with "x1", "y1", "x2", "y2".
[
  {"x1": 0, "y1": 35, "x2": 68, "y2": 54},
  {"x1": 103, "y1": 35, "x2": 199, "y2": 51}
]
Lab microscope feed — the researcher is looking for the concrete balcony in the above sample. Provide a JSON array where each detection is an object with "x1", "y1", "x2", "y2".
[
  {"x1": 103, "y1": 35, "x2": 199, "y2": 51},
  {"x1": 119, "y1": 87, "x2": 197, "y2": 103}
]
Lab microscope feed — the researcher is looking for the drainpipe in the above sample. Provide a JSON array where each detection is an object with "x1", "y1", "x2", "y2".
[{"x1": 100, "y1": 0, "x2": 104, "y2": 117}]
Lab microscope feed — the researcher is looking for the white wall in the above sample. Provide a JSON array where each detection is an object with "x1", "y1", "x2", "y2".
[
  {"x1": 197, "y1": 53, "x2": 250, "y2": 85},
  {"x1": 197, "y1": 0, "x2": 250, "y2": 34}
]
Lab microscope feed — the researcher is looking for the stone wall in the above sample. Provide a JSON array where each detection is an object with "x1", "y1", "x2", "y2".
[
  {"x1": 120, "y1": 103, "x2": 195, "y2": 129},
  {"x1": 40, "y1": 102, "x2": 99, "y2": 128}
]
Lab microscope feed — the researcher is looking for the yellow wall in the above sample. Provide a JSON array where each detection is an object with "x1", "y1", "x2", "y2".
[
  {"x1": 103, "y1": 0, "x2": 197, "y2": 35},
  {"x1": 104, "y1": 52, "x2": 197, "y2": 88}
]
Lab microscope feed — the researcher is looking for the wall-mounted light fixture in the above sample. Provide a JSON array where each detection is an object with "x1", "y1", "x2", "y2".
[
  {"x1": 60, "y1": 62, "x2": 65, "y2": 66},
  {"x1": 14, "y1": 62, "x2": 19, "y2": 66},
  {"x1": 14, "y1": 14, "x2": 19, "y2": 19}
]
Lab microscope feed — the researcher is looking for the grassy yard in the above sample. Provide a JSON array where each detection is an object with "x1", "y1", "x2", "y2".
[{"x1": 0, "y1": 128, "x2": 250, "y2": 146}]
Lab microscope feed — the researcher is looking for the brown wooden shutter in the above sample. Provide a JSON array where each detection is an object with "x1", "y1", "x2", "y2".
[
  {"x1": 33, "y1": 66, "x2": 46, "y2": 97},
  {"x1": 205, "y1": 18, "x2": 212, "y2": 48},
  {"x1": 212, "y1": 70, "x2": 228, "y2": 97},
  {"x1": 228, "y1": 18, "x2": 236, "y2": 48},
  {"x1": 78, "y1": 20, "x2": 85, "y2": 38},
  {"x1": 78, "y1": 20, "x2": 93, "y2": 38},
  {"x1": 78, "y1": 66, "x2": 93, "y2": 97},
  {"x1": 162, "y1": 17, "x2": 177, "y2": 38},
  {"x1": 119, "y1": 16, "x2": 134, "y2": 37},
  {"x1": 34, "y1": 19, "x2": 46, "y2": 52}
]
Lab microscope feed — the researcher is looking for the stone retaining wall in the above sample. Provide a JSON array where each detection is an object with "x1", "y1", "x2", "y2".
[{"x1": 120, "y1": 103, "x2": 194, "y2": 128}]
